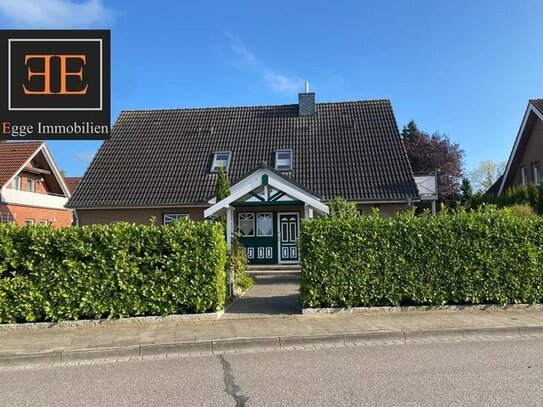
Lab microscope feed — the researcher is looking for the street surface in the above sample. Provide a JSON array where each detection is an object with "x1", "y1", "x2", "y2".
[{"x1": 1, "y1": 336, "x2": 542, "y2": 406}]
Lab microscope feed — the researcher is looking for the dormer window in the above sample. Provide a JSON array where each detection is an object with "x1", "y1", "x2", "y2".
[
  {"x1": 275, "y1": 150, "x2": 292, "y2": 171},
  {"x1": 211, "y1": 152, "x2": 231, "y2": 173}
]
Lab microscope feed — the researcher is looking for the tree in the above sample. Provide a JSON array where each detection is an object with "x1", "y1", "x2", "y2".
[
  {"x1": 216, "y1": 167, "x2": 231, "y2": 201},
  {"x1": 460, "y1": 178, "x2": 473, "y2": 206},
  {"x1": 401, "y1": 120, "x2": 420, "y2": 139},
  {"x1": 402, "y1": 120, "x2": 465, "y2": 203},
  {"x1": 215, "y1": 167, "x2": 231, "y2": 224},
  {"x1": 468, "y1": 160, "x2": 506, "y2": 193}
]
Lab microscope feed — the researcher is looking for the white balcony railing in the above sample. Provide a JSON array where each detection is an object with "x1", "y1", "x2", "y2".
[{"x1": 1, "y1": 188, "x2": 68, "y2": 210}]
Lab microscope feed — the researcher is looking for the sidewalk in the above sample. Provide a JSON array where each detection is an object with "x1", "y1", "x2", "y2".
[{"x1": 2, "y1": 308, "x2": 543, "y2": 367}]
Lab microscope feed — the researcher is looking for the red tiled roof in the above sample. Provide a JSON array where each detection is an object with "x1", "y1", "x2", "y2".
[
  {"x1": 0, "y1": 142, "x2": 43, "y2": 188},
  {"x1": 63, "y1": 177, "x2": 81, "y2": 194}
]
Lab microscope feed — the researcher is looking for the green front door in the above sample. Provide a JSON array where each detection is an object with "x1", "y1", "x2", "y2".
[{"x1": 238, "y1": 212, "x2": 277, "y2": 264}]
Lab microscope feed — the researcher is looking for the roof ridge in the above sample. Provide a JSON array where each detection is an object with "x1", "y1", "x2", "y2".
[
  {"x1": 119, "y1": 99, "x2": 392, "y2": 114},
  {"x1": 0, "y1": 140, "x2": 44, "y2": 145}
]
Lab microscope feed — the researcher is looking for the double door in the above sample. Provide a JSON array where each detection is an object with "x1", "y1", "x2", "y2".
[{"x1": 237, "y1": 211, "x2": 300, "y2": 264}]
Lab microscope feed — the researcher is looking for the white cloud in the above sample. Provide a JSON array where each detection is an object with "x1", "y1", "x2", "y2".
[
  {"x1": 264, "y1": 72, "x2": 304, "y2": 95},
  {"x1": 75, "y1": 152, "x2": 95, "y2": 163},
  {"x1": 227, "y1": 33, "x2": 305, "y2": 95},
  {"x1": 0, "y1": 0, "x2": 114, "y2": 28}
]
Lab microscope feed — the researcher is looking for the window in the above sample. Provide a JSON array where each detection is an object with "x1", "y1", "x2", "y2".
[
  {"x1": 275, "y1": 150, "x2": 292, "y2": 171},
  {"x1": 27, "y1": 179, "x2": 36, "y2": 192},
  {"x1": 25, "y1": 219, "x2": 34, "y2": 225},
  {"x1": 521, "y1": 166, "x2": 528, "y2": 186},
  {"x1": 238, "y1": 213, "x2": 255, "y2": 236},
  {"x1": 163, "y1": 213, "x2": 189, "y2": 225},
  {"x1": 39, "y1": 220, "x2": 49, "y2": 225},
  {"x1": 256, "y1": 213, "x2": 273, "y2": 236},
  {"x1": 211, "y1": 152, "x2": 231, "y2": 172},
  {"x1": 532, "y1": 162, "x2": 541, "y2": 186},
  {"x1": 11, "y1": 176, "x2": 21, "y2": 190}
]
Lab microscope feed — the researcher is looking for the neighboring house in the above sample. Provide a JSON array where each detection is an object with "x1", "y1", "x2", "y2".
[
  {"x1": 0, "y1": 142, "x2": 72, "y2": 227},
  {"x1": 497, "y1": 99, "x2": 543, "y2": 194},
  {"x1": 67, "y1": 91, "x2": 420, "y2": 265},
  {"x1": 63, "y1": 177, "x2": 81, "y2": 195}
]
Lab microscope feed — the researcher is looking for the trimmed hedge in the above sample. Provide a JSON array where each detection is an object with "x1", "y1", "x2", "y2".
[
  {"x1": 0, "y1": 220, "x2": 227, "y2": 323},
  {"x1": 300, "y1": 208, "x2": 543, "y2": 308}
]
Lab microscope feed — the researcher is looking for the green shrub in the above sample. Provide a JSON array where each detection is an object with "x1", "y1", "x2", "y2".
[
  {"x1": 476, "y1": 183, "x2": 543, "y2": 214},
  {"x1": 503, "y1": 203, "x2": 538, "y2": 219},
  {"x1": 300, "y1": 207, "x2": 543, "y2": 308},
  {"x1": 0, "y1": 220, "x2": 227, "y2": 323},
  {"x1": 228, "y1": 234, "x2": 254, "y2": 294},
  {"x1": 328, "y1": 197, "x2": 358, "y2": 218}
]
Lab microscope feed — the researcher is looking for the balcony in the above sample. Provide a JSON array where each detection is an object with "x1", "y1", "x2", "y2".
[{"x1": 1, "y1": 188, "x2": 68, "y2": 210}]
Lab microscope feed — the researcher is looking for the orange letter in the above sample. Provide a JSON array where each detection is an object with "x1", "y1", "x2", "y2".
[
  {"x1": 2, "y1": 122, "x2": 10, "y2": 134},
  {"x1": 22, "y1": 55, "x2": 53, "y2": 95},
  {"x1": 58, "y1": 55, "x2": 88, "y2": 95}
]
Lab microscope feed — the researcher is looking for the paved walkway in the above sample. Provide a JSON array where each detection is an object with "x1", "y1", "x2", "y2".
[
  {"x1": 223, "y1": 272, "x2": 301, "y2": 319},
  {"x1": 2, "y1": 308, "x2": 543, "y2": 366}
]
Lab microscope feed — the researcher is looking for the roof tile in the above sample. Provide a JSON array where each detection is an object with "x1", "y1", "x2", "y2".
[{"x1": 0, "y1": 141, "x2": 43, "y2": 188}]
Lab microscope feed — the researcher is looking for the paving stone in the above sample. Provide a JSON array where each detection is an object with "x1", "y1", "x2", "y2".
[{"x1": 223, "y1": 272, "x2": 301, "y2": 318}]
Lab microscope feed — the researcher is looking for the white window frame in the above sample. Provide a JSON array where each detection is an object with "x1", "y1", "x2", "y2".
[
  {"x1": 237, "y1": 213, "x2": 255, "y2": 237},
  {"x1": 274, "y1": 149, "x2": 292, "y2": 171},
  {"x1": 163, "y1": 213, "x2": 189, "y2": 225},
  {"x1": 39, "y1": 219, "x2": 48, "y2": 225},
  {"x1": 532, "y1": 162, "x2": 541, "y2": 186},
  {"x1": 12, "y1": 176, "x2": 21, "y2": 190},
  {"x1": 210, "y1": 151, "x2": 232, "y2": 173},
  {"x1": 256, "y1": 212, "x2": 273, "y2": 237},
  {"x1": 521, "y1": 166, "x2": 528, "y2": 186},
  {"x1": 27, "y1": 178, "x2": 36, "y2": 193},
  {"x1": 25, "y1": 219, "x2": 34, "y2": 225}
]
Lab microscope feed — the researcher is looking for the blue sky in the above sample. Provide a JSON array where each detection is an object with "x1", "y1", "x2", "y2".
[{"x1": 0, "y1": 0, "x2": 542, "y2": 176}]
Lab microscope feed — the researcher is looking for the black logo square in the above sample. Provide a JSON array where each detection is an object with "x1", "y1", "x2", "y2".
[{"x1": 0, "y1": 30, "x2": 110, "y2": 140}]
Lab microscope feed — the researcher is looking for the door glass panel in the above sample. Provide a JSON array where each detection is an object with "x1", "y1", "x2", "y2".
[
  {"x1": 281, "y1": 222, "x2": 289, "y2": 242},
  {"x1": 238, "y1": 213, "x2": 254, "y2": 236},
  {"x1": 256, "y1": 213, "x2": 273, "y2": 236},
  {"x1": 290, "y1": 222, "x2": 297, "y2": 242}
]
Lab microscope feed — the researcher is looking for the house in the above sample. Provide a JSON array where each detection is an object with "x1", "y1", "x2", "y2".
[
  {"x1": 497, "y1": 99, "x2": 543, "y2": 194},
  {"x1": 0, "y1": 142, "x2": 72, "y2": 227},
  {"x1": 63, "y1": 177, "x2": 81, "y2": 195},
  {"x1": 67, "y1": 91, "x2": 420, "y2": 264}
]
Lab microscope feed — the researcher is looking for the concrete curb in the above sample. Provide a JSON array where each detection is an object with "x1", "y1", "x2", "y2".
[
  {"x1": 0, "y1": 311, "x2": 224, "y2": 332},
  {"x1": 2, "y1": 325, "x2": 543, "y2": 368},
  {"x1": 302, "y1": 303, "x2": 543, "y2": 315}
]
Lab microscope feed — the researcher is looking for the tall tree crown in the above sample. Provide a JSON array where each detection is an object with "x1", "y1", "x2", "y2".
[{"x1": 402, "y1": 120, "x2": 465, "y2": 203}]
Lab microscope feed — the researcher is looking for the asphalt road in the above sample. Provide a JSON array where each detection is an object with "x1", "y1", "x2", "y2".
[{"x1": 1, "y1": 337, "x2": 542, "y2": 406}]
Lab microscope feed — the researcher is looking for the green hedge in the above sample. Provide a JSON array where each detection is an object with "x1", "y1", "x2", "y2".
[
  {"x1": 300, "y1": 208, "x2": 543, "y2": 308},
  {"x1": 0, "y1": 220, "x2": 227, "y2": 323}
]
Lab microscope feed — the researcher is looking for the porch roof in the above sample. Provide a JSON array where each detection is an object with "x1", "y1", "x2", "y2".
[{"x1": 203, "y1": 163, "x2": 329, "y2": 218}]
